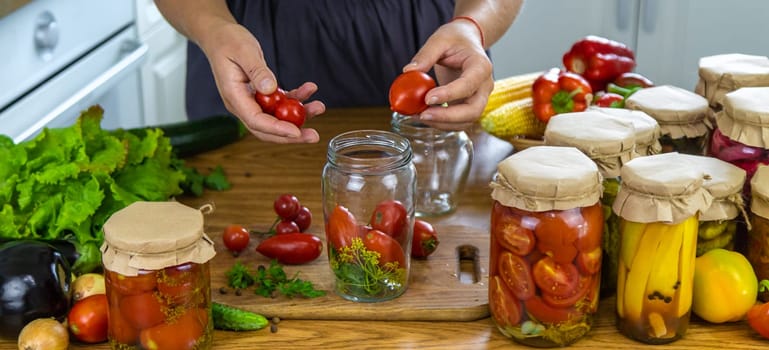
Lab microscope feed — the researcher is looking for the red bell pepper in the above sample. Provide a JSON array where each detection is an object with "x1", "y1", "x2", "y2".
[
  {"x1": 532, "y1": 67, "x2": 593, "y2": 123},
  {"x1": 562, "y1": 35, "x2": 636, "y2": 91}
]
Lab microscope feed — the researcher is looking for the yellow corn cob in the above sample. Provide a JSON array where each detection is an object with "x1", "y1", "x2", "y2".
[
  {"x1": 479, "y1": 97, "x2": 546, "y2": 139},
  {"x1": 482, "y1": 71, "x2": 541, "y2": 117}
]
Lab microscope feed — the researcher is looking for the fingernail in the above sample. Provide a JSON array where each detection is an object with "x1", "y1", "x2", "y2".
[
  {"x1": 259, "y1": 78, "x2": 273, "y2": 92},
  {"x1": 428, "y1": 96, "x2": 440, "y2": 105},
  {"x1": 420, "y1": 114, "x2": 433, "y2": 121}
]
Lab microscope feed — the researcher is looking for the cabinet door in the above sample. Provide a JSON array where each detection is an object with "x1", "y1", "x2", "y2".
[
  {"x1": 635, "y1": 0, "x2": 769, "y2": 90},
  {"x1": 491, "y1": 0, "x2": 638, "y2": 78}
]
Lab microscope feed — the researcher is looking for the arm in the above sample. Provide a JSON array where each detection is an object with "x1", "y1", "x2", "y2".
[
  {"x1": 153, "y1": 0, "x2": 324, "y2": 144},
  {"x1": 405, "y1": 0, "x2": 524, "y2": 131}
]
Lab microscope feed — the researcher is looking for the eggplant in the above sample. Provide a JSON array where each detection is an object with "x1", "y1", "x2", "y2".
[{"x1": 0, "y1": 240, "x2": 72, "y2": 338}]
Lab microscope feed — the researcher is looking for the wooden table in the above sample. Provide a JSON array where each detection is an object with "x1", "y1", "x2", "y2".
[{"x1": 1, "y1": 107, "x2": 766, "y2": 349}]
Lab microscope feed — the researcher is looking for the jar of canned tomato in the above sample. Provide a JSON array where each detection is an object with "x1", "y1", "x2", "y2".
[
  {"x1": 544, "y1": 111, "x2": 636, "y2": 298},
  {"x1": 489, "y1": 146, "x2": 604, "y2": 347},
  {"x1": 625, "y1": 85, "x2": 710, "y2": 155},
  {"x1": 101, "y1": 201, "x2": 216, "y2": 350},
  {"x1": 746, "y1": 165, "x2": 769, "y2": 302},
  {"x1": 612, "y1": 153, "x2": 713, "y2": 344}
]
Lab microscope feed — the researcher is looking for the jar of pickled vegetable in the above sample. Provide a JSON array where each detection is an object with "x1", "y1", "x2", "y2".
[
  {"x1": 695, "y1": 53, "x2": 769, "y2": 126},
  {"x1": 709, "y1": 87, "x2": 769, "y2": 201},
  {"x1": 391, "y1": 112, "x2": 473, "y2": 217},
  {"x1": 590, "y1": 106, "x2": 663, "y2": 156},
  {"x1": 625, "y1": 85, "x2": 710, "y2": 155},
  {"x1": 544, "y1": 111, "x2": 636, "y2": 298},
  {"x1": 489, "y1": 146, "x2": 604, "y2": 347},
  {"x1": 322, "y1": 130, "x2": 416, "y2": 302},
  {"x1": 746, "y1": 165, "x2": 769, "y2": 302},
  {"x1": 101, "y1": 201, "x2": 216, "y2": 350},
  {"x1": 613, "y1": 153, "x2": 713, "y2": 344}
]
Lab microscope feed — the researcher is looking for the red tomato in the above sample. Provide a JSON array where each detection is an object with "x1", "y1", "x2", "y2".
[
  {"x1": 749, "y1": 301, "x2": 769, "y2": 339},
  {"x1": 107, "y1": 303, "x2": 140, "y2": 345},
  {"x1": 489, "y1": 275, "x2": 522, "y2": 328},
  {"x1": 274, "y1": 98, "x2": 307, "y2": 127},
  {"x1": 256, "y1": 233, "x2": 323, "y2": 264},
  {"x1": 495, "y1": 214, "x2": 535, "y2": 256},
  {"x1": 576, "y1": 247, "x2": 602, "y2": 275},
  {"x1": 274, "y1": 194, "x2": 301, "y2": 220},
  {"x1": 326, "y1": 204, "x2": 360, "y2": 250},
  {"x1": 534, "y1": 210, "x2": 579, "y2": 263},
  {"x1": 222, "y1": 224, "x2": 251, "y2": 253},
  {"x1": 369, "y1": 199, "x2": 408, "y2": 240},
  {"x1": 294, "y1": 206, "x2": 313, "y2": 232},
  {"x1": 497, "y1": 251, "x2": 535, "y2": 300},
  {"x1": 254, "y1": 88, "x2": 286, "y2": 114},
  {"x1": 524, "y1": 295, "x2": 583, "y2": 324},
  {"x1": 594, "y1": 92, "x2": 625, "y2": 108},
  {"x1": 106, "y1": 269, "x2": 157, "y2": 296},
  {"x1": 363, "y1": 229, "x2": 406, "y2": 267},
  {"x1": 532, "y1": 256, "x2": 580, "y2": 298},
  {"x1": 119, "y1": 292, "x2": 166, "y2": 329},
  {"x1": 576, "y1": 203, "x2": 603, "y2": 253},
  {"x1": 157, "y1": 263, "x2": 199, "y2": 305},
  {"x1": 68, "y1": 294, "x2": 109, "y2": 343},
  {"x1": 411, "y1": 219, "x2": 439, "y2": 258},
  {"x1": 542, "y1": 274, "x2": 592, "y2": 308},
  {"x1": 140, "y1": 308, "x2": 207, "y2": 350},
  {"x1": 389, "y1": 70, "x2": 437, "y2": 115},
  {"x1": 275, "y1": 220, "x2": 301, "y2": 235}
]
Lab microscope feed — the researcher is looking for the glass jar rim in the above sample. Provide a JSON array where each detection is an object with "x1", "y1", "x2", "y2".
[
  {"x1": 327, "y1": 129, "x2": 413, "y2": 173},
  {"x1": 390, "y1": 113, "x2": 458, "y2": 139}
]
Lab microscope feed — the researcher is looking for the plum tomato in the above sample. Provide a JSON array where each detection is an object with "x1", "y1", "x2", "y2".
[
  {"x1": 326, "y1": 204, "x2": 360, "y2": 250},
  {"x1": 389, "y1": 70, "x2": 437, "y2": 116},
  {"x1": 497, "y1": 251, "x2": 535, "y2": 300},
  {"x1": 119, "y1": 292, "x2": 166, "y2": 329},
  {"x1": 68, "y1": 294, "x2": 109, "y2": 343},
  {"x1": 542, "y1": 274, "x2": 592, "y2": 308},
  {"x1": 411, "y1": 219, "x2": 439, "y2": 258},
  {"x1": 576, "y1": 247, "x2": 602, "y2": 275},
  {"x1": 363, "y1": 229, "x2": 406, "y2": 268},
  {"x1": 489, "y1": 275, "x2": 522, "y2": 328},
  {"x1": 105, "y1": 269, "x2": 157, "y2": 296},
  {"x1": 495, "y1": 214, "x2": 535, "y2": 256},
  {"x1": 294, "y1": 206, "x2": 313, "y2": 232},
  {"x1": 274, "y1": 98, "x2": 307, "y2": 128},
  {"x1": 254, "y1": 88, "x2": 286, "y2": 115},
  {"x1": 524, "y1": 295, "x2": 583, "y2": 324},
  {"x1": 369, "y1": 199, "x2": 408, "y2": 240},
  {"x1": 275, "y1": 220, "x2": 301, "y2": 235},
  {"x1": 222, "y1": 224, "x2": 251, "y2": 253},
  {"x1": 157, "y1": 263, "x2": 199, "y2": 305},
  {"x1": 274, "y1": 194, "x2": 301, "y2": 220},
  {"x1": 256, "y1": 233, "x2": 323, "y2": 265},
  {"x1": 139, "y1": 308, "x2": 207, "y2": 350},
  {"x1": 532, "y1": 256, "x2": 580, "y2": 298}
]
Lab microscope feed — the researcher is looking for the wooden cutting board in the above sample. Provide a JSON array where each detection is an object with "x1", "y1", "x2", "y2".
[{"x1": 209, "y1": 224, "x2": 490, "y2": 322}]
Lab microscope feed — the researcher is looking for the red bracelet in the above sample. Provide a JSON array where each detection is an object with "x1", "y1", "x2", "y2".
[{"x1": 451, "y1": 16, "x2": 485, "y2": 48}]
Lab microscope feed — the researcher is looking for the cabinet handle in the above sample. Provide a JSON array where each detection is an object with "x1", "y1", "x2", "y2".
[
  {"x1": 615, "y1": 0, "x2": 632, "y2": 31},
  {"x1": 641, "y1": 0, "x2": 658, "y2": 33}
]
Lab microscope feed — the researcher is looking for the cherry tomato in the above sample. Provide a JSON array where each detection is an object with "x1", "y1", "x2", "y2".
[
  {"x1": 489, "y1": 275, "x2": 522, "y2": 328},
  {"x1": 532, "y1": 256, "x2": 580, "y2": 298},
  {"x1": 119, "y1": 292, "x2": 166, "y2": 329},
  {"x1": 140, "y1": 308, "x2": 207, "y2": 350},
  {"x1": 326, "y1": 204, "x2": 360, "y2": 250},
  {"x1": 294, "y1": 206, "x2": 313, "y2": 232},
  {"x1": 389, "y1": 70, "x2": 436, "y2": 116},
  {"x1": 412, "y1": 219, "x2": 439, "y2": 258},
  {"x1": 369, "y1": 199, "x2": 408, "y2": 240},
  {"x1": 576, "y1": 247, "x2": 602, "y2": 275},
  {"x1": 534, "y1": 210, "x2": 579, "y2": 264},
  {"x1": 105, "y1": 269, "x2": 157, "y2": 296},
  {"x1": 542, "y1": 274, "x2": 592, "y2": 308},
  {"x1": 495, "y1": 214, "x2": 535, "y2": 256},
  {"x1": 363, "y1": 229, "x2": 406, "y2": 267},
  {"x1": 497, "y1": 251, "x2": 535, "y2": 300},
  {"x1": 107, "y1": 303, "x2": 140, "y2": 344},
  {"x1": 68, "y1": 294, "x2": 109, "y2": 343},
  {"x1": 575, "y1": 203, "x2": 604, "y2": 253},
  {"x1": 524, "y1": 295, "x2": 583, "y2": 324},
  {"x1": 254, "y1": 88, "x2": 286, "y2": 114},
  {"x1": 256, "y1": 233, "x2": 323, "y2": 265},
  {"x1": 222, "y1": 224, "x2": 251, "y2": 253},
  {"x1": 275, "y1": 220, "x2": 301, "y2": 235},
  {"x1": 274, "y1": 194, "x2": 301, "y2": 220},
  {"x1": 274, "y1": 98, "x2": 307, "y2": 128}
]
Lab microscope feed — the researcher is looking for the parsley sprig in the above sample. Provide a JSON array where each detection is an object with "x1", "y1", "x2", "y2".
[{"x1": 225, "y1": 260, "x2": 325, "y2": 298}]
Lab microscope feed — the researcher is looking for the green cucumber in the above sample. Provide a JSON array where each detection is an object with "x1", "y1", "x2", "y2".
[
  {"x1": 212, "y1": 302, "x2": 269, "y2": 331},
  {"x1": 131, "y1": 115, "x2": 247, "y2": 157}
]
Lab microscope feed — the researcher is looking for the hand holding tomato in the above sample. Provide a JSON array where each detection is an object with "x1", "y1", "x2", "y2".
[
  {"x1": 389, "y1": 71, "x2": 437, "y2": 116},
  {"x1": 254, "y1": 87, "x2": 307, "y2": 127}
]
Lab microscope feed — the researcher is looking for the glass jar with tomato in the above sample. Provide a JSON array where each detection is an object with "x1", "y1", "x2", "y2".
[
  {"x1": 101, "y1": 201, "x2": 216, "y2": 350},
  {"x1": 391, "y1": 112, "x2": 473, "y2": 217},
  {"x1": 322, "y1": 130, "x2": 416, "y2": 302},
  {"x1": 625, "y1": 85, "x2": 710, "y2": 155},
  {"x1": 489, "y1": 146, "x2": 604, "y2": 347},
  {"x1": 613, "y1": 153, "x2": 713, "y2": 344},
  {"x1": 746, "y1": 165, "x2": 769, "y2": 302},
  {"x1": 544, "y1": 111, "x2": 636, "y2": 299}
]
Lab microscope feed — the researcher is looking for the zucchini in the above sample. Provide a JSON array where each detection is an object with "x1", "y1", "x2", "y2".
[
  {"x1": 212, "y1": 302, "x2": 269, "y2": 331},
  {"x1": 131, "y1": 115, "x2": 247, "y2": 157}
]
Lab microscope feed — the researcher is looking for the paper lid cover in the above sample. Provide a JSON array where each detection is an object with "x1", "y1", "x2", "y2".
[
  {"x1": 625, "y1": 85, "x2": 709, "y2": 139},
  {"x1": 715, "y1": 87, "x2": 769, "y2": 148},
  {"x1": 678, "y1": 154, "x2": 747, "y2": 221},
  {"x1": 751, "y1": 165, "x2": 769, "y2": 220},
  {"x1": 696, "y1": 53, "x2": 769, "y2": 107},
  {"x1": 589, "y1": 106, "x2": 663, "y2": 156}
]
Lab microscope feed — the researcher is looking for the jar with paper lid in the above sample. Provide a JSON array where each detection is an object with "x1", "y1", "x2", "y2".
[
  {"x1": 695, "y1": 53, "x2": 769, "y2": 125},
  {"x1": 544, "y1": 110, "x2": 636, "y2": 298},
  {"x1": 708, "y1": 87, "x2": 769, "y2": 200},
  {"x1": 489, "y1": 146, "x2": 604, "y2": 347},
  {"x1": 101, "y1": 201, "x2": 216, "y2": 350},
  {"x1": 678, "y1": 154, "x2": 748, "y2": 256},
  {"x1": 590, "y1": 106, "x2": 663, "y2": 156},
  {"x1": 746, "y1": 165, "x2": 769, "y2": 302},
  {"x1": 625, "y1": 85, "x2": 710, "y2": 155},
  {"x1": 612, "y1": 152, "x2": 713, "y2": 344}
]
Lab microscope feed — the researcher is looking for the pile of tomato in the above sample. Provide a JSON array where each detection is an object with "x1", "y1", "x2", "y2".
[{"x1": 488, "y1": 201, "x2": 603, "y2": 346}]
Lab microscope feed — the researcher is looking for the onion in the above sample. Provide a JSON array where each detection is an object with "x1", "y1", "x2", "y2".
[
  {"x1": 17, "y1": 318, "x2": 69, "y2": 350},
  {"x1": 71, "y1": 273, "x2": 106, "y2": 302}
]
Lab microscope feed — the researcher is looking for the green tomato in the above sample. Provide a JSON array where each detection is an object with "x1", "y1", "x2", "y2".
[{"x1": 692, "y1": 248, "x2": 758, "y2": 323}]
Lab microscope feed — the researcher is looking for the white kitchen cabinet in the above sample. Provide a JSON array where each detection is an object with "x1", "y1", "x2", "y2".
[
  {"x1": 135, "y1": 0, "x2": 188, "y2": 125},
  {"x1": 492, "y1": 0, "x2": 769, "y2": 91}
]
